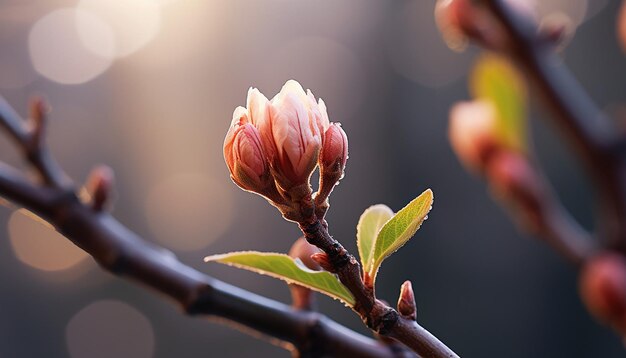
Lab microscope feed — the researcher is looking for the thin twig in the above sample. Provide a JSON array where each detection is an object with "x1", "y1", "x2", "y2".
[
  {"x1": 0, "y1": 97, "x2": 410, "y2": 358},
  {"x1": 300, "y1": 220, "x2": 459, "y2": 358}
]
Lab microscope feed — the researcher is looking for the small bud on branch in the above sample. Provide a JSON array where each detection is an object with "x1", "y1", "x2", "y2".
[
  {"x1": 85, "y1": 165, "x2": 115, "y2": 212},
  {"x1": 398, "y1": 280, "x2": 417, "y2": 321}
]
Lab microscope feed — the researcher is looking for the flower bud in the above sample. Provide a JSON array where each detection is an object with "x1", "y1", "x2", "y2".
[
  {"x1": 224, "y1": 111, "x2": 272, "y2": 194},
  {"x1": 320, "y1": 123, "x2": 348, "y2": 172},
  {"x1": 435, "y1": 0, "x2": 472, "y2": 52},
  {"x1": 257, "y1": 80, "x2": 323, "y2": 191},
  {"x1": 289, "y1": 237, "x2": 322, "y2": 310},
  {"x1": 580, "y1": 252, "x2": 626, "y2": 335},
  {"x1": 397, "y1": 280, "x2": 417, "y2": 321},
  {"x1": 311, "y1": 252, "x2": 335, "y2": 273},
  {"x1": 449, "y1": 100, "x2": 500, "y2": 172},
  {"x1": 85, "y1": 165, "x2": 115, "y2": 212},
  {"x1": 314, "y1": 123, "x2": 348, "y2": 220}
]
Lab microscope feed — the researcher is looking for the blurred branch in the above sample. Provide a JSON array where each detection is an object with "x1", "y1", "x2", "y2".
[
  {"x1": 0, "y1": 97, "x2": 409, "y2": 358},
  {"x1": 446, "y1": 0, "x2": 626, "y2": 337},
  {"x1": 480, "y1": 0, "x2": 626, "y2": 252},
  {"x1": 486, "y1": 151, "x2": 596, "y2": 265},
  {"x1": 0, "y1": 97, "x2": 70, "y2": 187}
]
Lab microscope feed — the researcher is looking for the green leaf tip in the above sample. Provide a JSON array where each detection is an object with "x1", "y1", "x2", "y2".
[
  {"x1": 204, "y1": 251, "x2": 355, "y2": 306},
  {"x1": 367, "y1": 189, "x2": 433, "y2": 285}
]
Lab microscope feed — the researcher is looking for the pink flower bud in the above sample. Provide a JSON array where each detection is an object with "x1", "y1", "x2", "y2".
[
  {"x1": 224, "y1": 110, "x2": 271, "y2": 193},
  {"x1": 257, "y1": 80, "x2": 324, "y2": 188},
  {"x1": 320, "y1": 123, "x2": 348, "y2": 171},
  {"x1": 449, "y1": 100, "x2": 499, "y2": 172}
]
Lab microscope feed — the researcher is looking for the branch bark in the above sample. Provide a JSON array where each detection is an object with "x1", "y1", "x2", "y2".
[
  {"x1": 0, "y1": 97, "x2": 411, "y2": 358},
  {"x1": 300, "y1": 220, "x2": 458, "y2": 358}
]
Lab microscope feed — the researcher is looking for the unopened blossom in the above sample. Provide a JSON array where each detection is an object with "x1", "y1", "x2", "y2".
[
  {"x1": 448, "y1": 100, "x2": 499, "y2": 172},
  {"x1": 224, "y1": 109, "x2": 271, "y2": 194},
  {"x1": 257, "y1": 80, "x2": 328, "y2": 191},
  {"x1": 320, "y1": 123, "x2": 348, "y2": 172}
]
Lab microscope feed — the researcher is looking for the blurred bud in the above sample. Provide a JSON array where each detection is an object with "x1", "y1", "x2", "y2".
[
  {"x1": 289, "y1": 237, "x2": 322, "y2": 310},
  {"x1": 436, "y1": 0, "x2": 537, "y2": 52},
  {"x1": 580, "y1": 252, "x2": 626, "y2": 335},
  {"x1": 311, "y1": 252, "x2": 336, "y2": 273},
  {"x1": 397, "y1": 280, "x2": 417, "y2": 321},
  {"x1": 29, "y1": 96, "x2": 49, "y2": 145},
  {"x1": 435, "y1": 0, "x2": 472, "y2": 52},
  {"x1": 618, "y1": 1, "x2": 626, "y2": 53},
  {"x1": 486, "y1": 151, "x2": 546, "y2": 233},
  {"x1": 257, "y1": 80, "x2": 323, "y2": 191},
  {"x1": 289, "y1": 237, "x2": 322, "y2": 271},
  {"x1": 224, "y1": 111, "x2": 272, "y2": 194},
  {"x1": 538, "y1": 13, "x2": 574, "y2": 50},
  {"x1": 449, "y1": 100, "x2": 500, "y2": 172},
  {"x1": 85, "y1": 165, "x2": 115, "y2": 212}
]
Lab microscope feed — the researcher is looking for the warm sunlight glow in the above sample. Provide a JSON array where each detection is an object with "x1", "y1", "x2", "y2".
[
  {"x1": 28, "y1": 8, "x2": 114, "y2": 84},
  {"x1": 77, "y1": 0, "x2": 162, "y2": 58},
  {"x1": 8, "y1": 209, "x2": 89, "y2": 272}
]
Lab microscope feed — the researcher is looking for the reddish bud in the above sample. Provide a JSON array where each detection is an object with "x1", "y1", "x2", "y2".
[
  {"x1": 289, "y1": 237, "x2": 322, "y2": 271},
  {"x1": 85, "y1": 165, "x2": 115, "y2": 212},
  {"x1": 449, "y1": 100, "x2": 500, "y2": 172},
  {"x1": 580, "y1": 253, "x2": 626, "y2": 334},
  {"x1": 486, "y1": 150, "x2": 548, "y2": 234},
  {"x1": 224, "y1": 116, "x2": 271, "y2": 193},
  {"x1": 397, "y1": 280, "x2": 417, "y2": 321},
  {"x1": 320, "y1": 123, "x2": 348, "y2": 172},
  {"x1": 289, "y1": 237, "x2": 322, "y2": 310},
  {"x1": 435, "y1": 0, "x2": 472, "y2": 52},
  {"x1": 311, "y1": 252, "x2": 335, "y2": 273}
]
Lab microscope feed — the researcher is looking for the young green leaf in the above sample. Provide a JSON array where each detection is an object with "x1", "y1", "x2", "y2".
[
  {"x1": 204, "y1": 251, "x2": 355, "y2": 306},
  {"x1": 369, "y1": 189, "x2": 434, "y2": 284},
  {"x1": 357, "y1": 204, "x2": 394, "y2": 272},
  {"x1": 470, "y1": 53, "x2": 527, "y2": 151}
]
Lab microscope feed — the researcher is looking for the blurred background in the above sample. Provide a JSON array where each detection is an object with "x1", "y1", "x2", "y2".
[{"x1": 0, "y1": 0, "x2": 623, "y2": 357}]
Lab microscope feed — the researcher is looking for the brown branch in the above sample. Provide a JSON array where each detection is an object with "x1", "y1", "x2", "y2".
[
  {"x1": 479, "y1": 0, "x2": 626, "y2": 252},
  {"x1": 0, "y1": 97, "x2": 410, "y2": 358},
  {"x1": 485, "y1": 151, "x2": 596, "y2": 265},
  {"x1": 299, "y1": 220, "x2": 459, "y2": 358},
  {"x1": 0, "y1": 96, "x2": 70, "y2": 188}
]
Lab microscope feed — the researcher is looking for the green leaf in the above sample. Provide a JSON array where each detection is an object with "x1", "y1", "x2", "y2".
[
  {"x1": 204, "y1": 251, "x2": 355, "y2": 306},
  {"x1": 470, "y1": 53, "x2": 527, "y2": 151},
  {"x1": 357, "y1": 204, "x2": 394, "y2": 272},
  {"x1": 369, "y1": 189, "x2": 434, "y2": 283}
]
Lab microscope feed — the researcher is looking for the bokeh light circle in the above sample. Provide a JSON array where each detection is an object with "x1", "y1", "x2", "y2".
[
  {"x1": 77, "y1": 0, "x2": 162, "y2": 58},
  {"x1": 66, "y1": 300, "x2": 155, "y2": 358},
  {"x1": 28, "y1": 8, "x2": 114, "y2": 84},
  {"x1": 8, "y1": 209, "x2": 89, "y2": 272}
]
